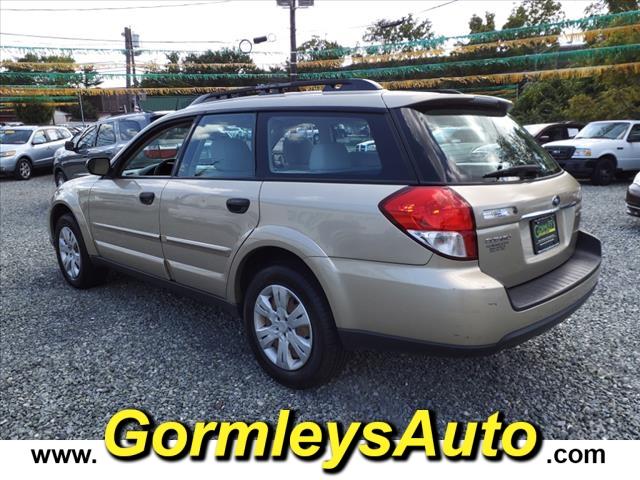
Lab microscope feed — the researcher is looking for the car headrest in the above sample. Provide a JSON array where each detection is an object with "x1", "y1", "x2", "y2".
[
  {"x1": 283, "y1": 137, "x2": 313, "y2": 168},
  {"x1": 309, "y1": 143, "x2": 351, "y2": 172},
  {"x1": 211, "y1": 138, "x2": 253, "y2": 173}
]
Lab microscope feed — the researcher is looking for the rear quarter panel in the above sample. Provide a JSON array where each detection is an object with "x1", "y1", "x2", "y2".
[{"x1": 257, "y1": 182, "x2": 432, "y2": 264}]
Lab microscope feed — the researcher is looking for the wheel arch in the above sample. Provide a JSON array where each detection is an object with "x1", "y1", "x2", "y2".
[
  {"x1": 232, "y1": 245, "x2": 325, "y2": 309},
  {"x1": 598, "y1": 153, "x2": 618, "y2": 167},
  {"x1": 48, "y1": 199, "x2": 98, "y2": 256}
]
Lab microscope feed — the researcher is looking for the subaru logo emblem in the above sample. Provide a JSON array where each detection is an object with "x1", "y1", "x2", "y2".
[{"x1": 552, "y1": 195, "x2": 561, "y2": 207}]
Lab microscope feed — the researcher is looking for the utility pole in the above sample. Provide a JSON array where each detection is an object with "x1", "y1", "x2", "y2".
[
  {"x1": 77, "y1": 92, "x2": 85, "y2": 126},
  {"x1": 123, "y1": 27, "x2": 132, "y2": 113},
  {"x1": 277, "y1": 1, "x2": 313, "y2": 82},
  {"x1": 123, "y1": 27, "x2": 139, "y2": 112},
  {"x1": 289, "y1": 0, "x2": 297, "y2": 82}
]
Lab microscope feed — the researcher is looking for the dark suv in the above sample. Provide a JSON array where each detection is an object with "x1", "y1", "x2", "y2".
[{"x1": 53, "y1": 112, "x2": 166, "y2": 186}]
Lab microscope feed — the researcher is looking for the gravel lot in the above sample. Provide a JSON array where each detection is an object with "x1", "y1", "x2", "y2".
[{"x1": 1, "y1": 172, "x2": 639, "y2": 440}]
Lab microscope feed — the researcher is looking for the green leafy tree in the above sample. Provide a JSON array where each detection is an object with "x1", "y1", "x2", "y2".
[
  {"x1": 585, "y1": 0, "x2": 639, "y2": 15},
  {"x1": 564, "y1": 86, "x2": 640, "y2": 121},
  {"x1": 362, "y1": 14, "x2": 433, "y2": 52},
  {"x1": 140, "y1": 48, "x2": 273, "y2": 88},
  {"x1": 510, "y1": 79, "x2": 580, "y2": 123},
  {"x1": 14, "y1": 100, "x2": 54, "y2": 124},
  {"x1": 502, "y1": 0, "x2": 565, "y2": 29},
  {"x1": 469, "y1": 12, "x2": 496, "y2": 34},
  {"x1": 0, "y1": 53, "x2": 102, "y2": 89},
  {"x1": 297, "y1": 36, "x2": 344, "y2": 61},
  {"x1": 62, "y1": 98, "x2": 97, "y2": 121}
]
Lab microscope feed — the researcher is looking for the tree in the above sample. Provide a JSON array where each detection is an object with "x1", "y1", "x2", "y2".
[
  {"x1": 62, "y1": 98, "x2": 97, "y2": 121},
  {"x1": 140, "y1": 48, "x2": 274, "y2": 89},
  {"x1": 0, "y1": 53, "x2": 102, "y2": 88},
  {"x1": 585, "y1": 0, "x2": 639, "y2": 15},
  {"x1": 469, "y1": 12, "x2": 496, "y2": 34},
  {"x1": 362, "y1": 14, "x2": 433, "y2": 51},
  {"x1": 297, "y1": 36, "x2": 344, "y2": 61},
  {"x1": 14, "y1": 101, "x2": 54, "y2": 124},
  {"x1": 502, "y1": 0, "x2": 565, "y2": 29},
  {"x1": 510, "y1": 79, "x2": 577, "y2": 123},
  {"x1": 564, "y1": 86, "x2": 640, "y2": 121}
]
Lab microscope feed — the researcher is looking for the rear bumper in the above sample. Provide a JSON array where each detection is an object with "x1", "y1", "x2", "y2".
[
  {"x1": 626, "y1": 183, "x2": 640, "y2": 217},
  {"x1": 310, "y1": 230, "x2": 601, "y2": 352}
]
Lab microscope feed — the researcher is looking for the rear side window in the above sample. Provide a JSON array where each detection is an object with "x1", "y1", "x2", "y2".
[
  {"x1": 45, "y1": 129, "x2": 60, "y2": 141},
  {"x1": 262, "y1": 112, "x2": 414, "y2": 182},
  {"x1": 177, "y1": 113, "x2": 255, "y2": 178},
  {"x1": 57, "y1": 128, "x2": 72, "y2": 139},
  {"x1": 400, "y1": 108, "x2": 561, "y2": 183},
  {"x1": 118, "y1": 119, "x2": 143, "y2": 141}
]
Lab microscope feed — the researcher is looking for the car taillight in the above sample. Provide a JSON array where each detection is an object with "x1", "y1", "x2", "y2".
[{"x1": 379, "y1": 186, "x2": 478, "y2": 260}]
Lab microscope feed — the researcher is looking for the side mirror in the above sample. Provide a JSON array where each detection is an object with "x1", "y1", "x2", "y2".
[
  {"x1": 32, "y1": 138, "x2": 45, "y2": 145},
  {"x1": 538, "y1": 135, "x2": 551, "y2": 143},
  {"x1": 86, "y1": 157, "x2": 110, "y2": 176},
  {"x1": 64, "y1": 140, "x2": 75, "y2": 151}
]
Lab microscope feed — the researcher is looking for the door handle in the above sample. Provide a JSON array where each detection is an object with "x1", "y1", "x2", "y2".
[
  {"x1": 226, "y1": 197, "x2": 250, "y2": 214},
  {"x1": 139, "y1": 192, "x2": 155, "y2": 205}
]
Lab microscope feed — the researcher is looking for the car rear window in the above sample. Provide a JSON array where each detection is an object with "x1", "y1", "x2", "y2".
[
  {"x1": 399, "y1": 108, "x2": 561, "y2": 183},
  {"x1": 262, "y1": 112, "x2": 415, "y2": 183}
]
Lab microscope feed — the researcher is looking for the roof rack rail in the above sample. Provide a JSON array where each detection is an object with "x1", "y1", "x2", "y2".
[
  {"x1": 418, "y1": 88, "x2": 463, "y2": 94},
  {"x1": 189, "y1": 78, "x2": 383, "y2": 106}
]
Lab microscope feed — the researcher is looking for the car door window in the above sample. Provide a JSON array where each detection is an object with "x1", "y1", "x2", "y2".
[
  {"x1": 627, "y1": 124, "x2": 640, "y2": 142},
  {"x1": 32, "y1": 130, "x2": 47, "y2": 145},
  {"x1": 263, "y1": 112, "x2": 412, "y2": 181},
  {"x1": 76, "y1": 126, "x2": 97, "y2": 150},
  {"x1": 119, "y1": 121, "x2": 192, "y2": 177},
  {"x1": 177, "y1": 113, "x2": 255, "y2": 178},
  {"x1": 45, "y1": 129, "x2": 60, "y2": 141},
  {"x1": 96, "y1": 123, "x2": 116, "y2": 147}
]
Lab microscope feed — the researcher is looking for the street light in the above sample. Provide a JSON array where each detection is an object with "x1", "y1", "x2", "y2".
[{"x1": 276, "y1": 0, "x2": 315, "y2": 81}]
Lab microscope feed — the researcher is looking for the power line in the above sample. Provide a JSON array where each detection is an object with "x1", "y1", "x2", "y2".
[
  {"x1": 417, "y1": 0, "x2": 460, "y2": 14},
  {"x1": 2, "y1": 0, "x2": 228, "y2": 12},
  {"x1": 0, "y1": 32, "x2": 229, "y2": 44}
]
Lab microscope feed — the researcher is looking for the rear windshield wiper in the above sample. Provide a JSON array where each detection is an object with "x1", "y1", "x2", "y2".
[{"x1": 483, "y1": 165, "x2": 542, "y2": 179}]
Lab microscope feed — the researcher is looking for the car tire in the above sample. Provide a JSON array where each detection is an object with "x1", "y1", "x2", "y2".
[
  {"x1": 243, "y1": 264, "x2": 347, "y2": 389},
  {"x1": 54, "y1": 169, "x2": 67, "y2": 187},
  {"x1": 54, "y1": 213, "x2": 108, "y2": 289},
  {"x1": 14, "y1": 158, "x2": 32, "y2": 180},
  {"x1": 592, "y1": 157, "x2": 615, "y2": 186}
]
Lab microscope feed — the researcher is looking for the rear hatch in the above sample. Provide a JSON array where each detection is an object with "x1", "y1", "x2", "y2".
[{"x1": 393, "y1": 96, "x2": 581, "y2": 287}]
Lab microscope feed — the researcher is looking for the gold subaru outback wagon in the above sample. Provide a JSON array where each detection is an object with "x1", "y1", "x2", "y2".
[{"x1": 49, "y1": 79, "x2": 601, "y2": 388}]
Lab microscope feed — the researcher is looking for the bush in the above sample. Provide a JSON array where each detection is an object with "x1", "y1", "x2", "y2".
[{"x1": 14, "y1": 101, "x2": 54, "y2": 124}]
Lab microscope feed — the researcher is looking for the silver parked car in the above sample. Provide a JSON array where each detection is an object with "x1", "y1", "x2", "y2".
[
  {"x1": 48, "y1": 79, "x2": 601, "y2": 388},
  {"x1": 0, "y1": 126, "x2": 72, "y2": 180}
]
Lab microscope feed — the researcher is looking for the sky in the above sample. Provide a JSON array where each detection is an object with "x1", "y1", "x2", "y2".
[{"x1": 0, "y1": 0, "x2": 595, "y2": 87}]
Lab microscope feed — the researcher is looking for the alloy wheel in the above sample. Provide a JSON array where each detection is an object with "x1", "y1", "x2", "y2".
[{"x1": 18, "y1": 160, "x2": 31, "y2": 179}]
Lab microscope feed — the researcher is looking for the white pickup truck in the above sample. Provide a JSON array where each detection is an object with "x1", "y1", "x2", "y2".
[{"x1": 543, "y1": 120, "x2": 640, "y2": 185}]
